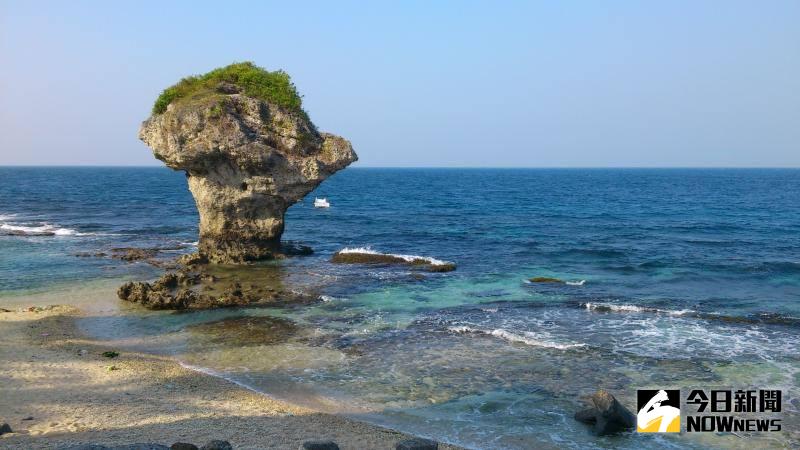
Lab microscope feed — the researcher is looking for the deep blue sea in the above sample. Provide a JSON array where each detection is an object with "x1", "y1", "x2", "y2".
[{"x1": 1, "y1": 167, "x2": 798, "y2": 449}]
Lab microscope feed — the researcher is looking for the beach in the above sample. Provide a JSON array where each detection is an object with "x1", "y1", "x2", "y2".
[{"x1": 0, "y1": 293, "x2": 458, "y2": 450}]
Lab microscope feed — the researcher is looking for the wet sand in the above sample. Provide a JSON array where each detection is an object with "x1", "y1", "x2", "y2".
[{"x1": 0, "y1": 287, "x2": 460, "y2": 449}]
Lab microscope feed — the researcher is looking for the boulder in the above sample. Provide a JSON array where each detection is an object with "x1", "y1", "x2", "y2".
[
  {"x1": 0, "y1": 423, "x2": 11, "y2": 435},
  {"x1": 574, "y1": 390, "x2": 636, "y2": 435},
  {"x1": 170, "y1": 444, "x2": 199, "y2": 450},
  {"x1": 140, "y1": 62, "x2": 357, "y2": 263}
]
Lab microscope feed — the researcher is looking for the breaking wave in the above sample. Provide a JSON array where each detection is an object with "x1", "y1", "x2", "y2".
[
  {"x1": 583, "y1": 302, "x2": 694, "y2": 316},
  {"x1": 1, "y1": 222, "x2": 86, "y2": 236},
  {"x1": 448, "y1": 326, "x2": 586, "y2": 350}
]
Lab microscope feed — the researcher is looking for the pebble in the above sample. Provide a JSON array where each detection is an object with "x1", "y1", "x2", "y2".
[{"x1": 0, "y1": 423, "x2": 12, "y2": 435}]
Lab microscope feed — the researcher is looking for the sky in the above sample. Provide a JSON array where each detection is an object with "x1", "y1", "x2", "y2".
[{"x1": 1, "y1": 1, "x2": 798, "y2": 167}]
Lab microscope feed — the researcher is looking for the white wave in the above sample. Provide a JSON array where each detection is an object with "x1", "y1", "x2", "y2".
[
  {"x1": 583, "y1": 302, "x2": 694, "y2": 316},
  {"x1": 180, "y1": 241, "x2": 199, "y2": 246},
  {"x1": 566, "y1": 280, "x2": 586, "y2": 286},
  {"x1": 0, "y1": 222, "x2": 83, "y2": 236},
  {"x1": 449, "y1": 326, "x2": 586, "y2": 350},
  {"x1": 338, "y1": 246, "x2": 452, "y2": 267},
  {"x1": 319, "y1": 295, "x2": 345, "y2": 303}
]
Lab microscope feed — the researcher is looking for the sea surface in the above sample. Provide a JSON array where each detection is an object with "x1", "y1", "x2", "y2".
[{"x1": 1, "y1": 167, "x2": 798, "y2": 449}]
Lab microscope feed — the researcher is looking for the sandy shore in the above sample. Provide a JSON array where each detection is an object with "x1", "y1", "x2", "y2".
[{"x1": 0, "y1": 296, "x2": 460, "y2": 449}]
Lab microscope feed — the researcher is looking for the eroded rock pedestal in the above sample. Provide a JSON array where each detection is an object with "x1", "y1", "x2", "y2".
[{"x1": 139, "y1": 85, "x2": 357, "y2": 263}]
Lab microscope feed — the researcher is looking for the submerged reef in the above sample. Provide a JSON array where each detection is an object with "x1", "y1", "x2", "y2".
[{"x1": 139, "y1": 62, "x2": 357, "y2": 263}]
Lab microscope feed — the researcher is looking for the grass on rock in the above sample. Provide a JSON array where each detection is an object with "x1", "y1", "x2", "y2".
[{"x1": 152, "y1": 62, "x2": 307, "y2": 118}]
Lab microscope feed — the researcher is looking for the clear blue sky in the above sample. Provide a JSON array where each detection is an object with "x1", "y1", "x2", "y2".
[{"x1": 1, "y1": 1, "x2": 798, "y2": 167}]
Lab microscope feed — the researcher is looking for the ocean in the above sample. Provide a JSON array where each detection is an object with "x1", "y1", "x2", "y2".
[{"x1": 1, "y1": 167, "x2": 798, "y2": 449}]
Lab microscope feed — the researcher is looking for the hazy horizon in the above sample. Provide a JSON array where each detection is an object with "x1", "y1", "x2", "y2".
[{"x1": 1, "y1": 1, "x2": 799, "y2": 167}]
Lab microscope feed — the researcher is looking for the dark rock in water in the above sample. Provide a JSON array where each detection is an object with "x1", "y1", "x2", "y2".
[
  {"x1": 170, "y1": 444, "x2": 199, "y2": 450},
  {"x1": 528, "y1": 277, "x2": 563, "y2": 283},
  {"x1": 332, "y1": 251, "x2": 456, "y2": 273},
  {"x1": 199, "y1": 441, "x2": 232, "y2": 450},
  {"x1": 4, "y1": 229, "x2": 54, "y2": 236},
  {"x1": 116, "y1": 281, "x2": 192, "y2": 310},
  {"x1": 140, "y1": 63, "x2": 357, "y2": 264},
  {"x1": 395, "y1": 438, "x2": 438, "y2": 450},
  {"x1": 74, "y1": 251, "x2": 108, "y2": 258},
  {"x1": 111, "y1": 247, "x2": 159, "y2": 262},
  {"x1": 118, "y1": 255, "x2": 316, "y2": 310},
  {"x1": 0, "y1": 422, "x2": 12, "y2": 434},
  {"x1": 574, "y1": 390, "x2": 636, "y2": 435},
  {"x1": 281, "y1": 243, "x2": 314, "y2": 256},
  {"x1": 299, "y1": 440, "x2": 340, "y2": 450},
  {"x1": 332, "y1": 252, "x2": 409, "y2": 265},
  {"x1": 427, "y1": 263, "x2": 457, "y2": 272}
]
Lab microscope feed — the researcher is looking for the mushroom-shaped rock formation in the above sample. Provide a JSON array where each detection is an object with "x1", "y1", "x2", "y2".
[{"x1": 139, "y1": 62, "x2": 357, "y2": 263}]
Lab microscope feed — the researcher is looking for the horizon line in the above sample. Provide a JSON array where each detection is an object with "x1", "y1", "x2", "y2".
[{"x1": 1, "y1": 164, "x2": 799, "y2": 170}]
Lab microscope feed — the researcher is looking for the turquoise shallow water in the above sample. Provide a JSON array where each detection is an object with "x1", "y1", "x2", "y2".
[{"x1": 1, "y1": 167, "x2": 799, "y2": 448}]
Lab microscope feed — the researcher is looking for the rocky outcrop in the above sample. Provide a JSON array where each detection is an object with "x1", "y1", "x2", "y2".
[
  {"x1": 574, "y1": 390, "x2": 636, "y2": 435},
  {"x1": 528, "y1": 277, "x2": 563, "y2": 283},
  {"x1": 331, "y1": 249, "x2": 456, "y2": 272},
  {"x1": 139, "y1": 80, "x2": 357, "y2": 263},
  {"x1": 117, "y1": 254, "x2": 317, "y2": 310}
]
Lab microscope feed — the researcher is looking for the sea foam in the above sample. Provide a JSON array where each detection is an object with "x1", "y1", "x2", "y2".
[
  {"x1": 0, "y1": 222, "x2": 83, "y2": 236},
  {"x1": 448, "y1": 326, "x2": 586, "y2": 350},
  {"x1": 583, "y1": 302, "x2": 694, "y2": 316}
]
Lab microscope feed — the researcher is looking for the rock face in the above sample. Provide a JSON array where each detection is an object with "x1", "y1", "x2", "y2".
[{"x1": 139, "y1": 84, "x2": 357, "y2": 263}]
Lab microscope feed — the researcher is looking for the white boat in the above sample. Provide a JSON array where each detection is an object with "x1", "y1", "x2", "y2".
[{"x1": 314, "y1": 197, "x2": 330, "y2": 208}]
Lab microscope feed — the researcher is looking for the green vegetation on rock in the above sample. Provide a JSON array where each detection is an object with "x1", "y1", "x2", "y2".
[{"x1": 152, "y1": 62, "x2": 306, "y2": 116}]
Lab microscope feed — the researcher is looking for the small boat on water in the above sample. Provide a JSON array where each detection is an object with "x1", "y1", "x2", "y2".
[{"x1": 314, "y1": 197, "x2": 330, "y2": 208}]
